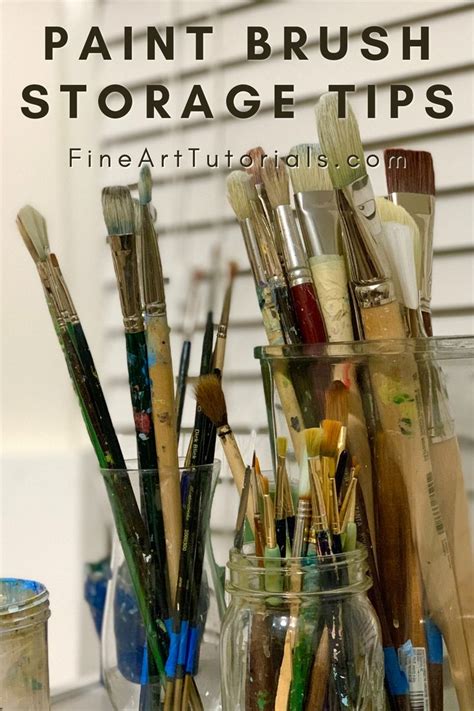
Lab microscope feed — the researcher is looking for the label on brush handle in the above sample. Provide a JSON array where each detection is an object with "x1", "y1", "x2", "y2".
[{"x1": 398, "y1": 642, "x2": 430, "y2": 710}]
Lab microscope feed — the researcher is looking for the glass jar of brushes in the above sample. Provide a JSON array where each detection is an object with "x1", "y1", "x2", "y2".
[
  {"x1": 221, "y1": 546, "x2": 384, "y2": 710},
  {"x1": 255, "y1": 338, "x2": 474, "y2": 710},
  {"x1": 0, "y1": 578, "x2": 51, "y2": 710},
  {"x1": 101, "y1": 462, "x2": 223, "y2": 711}
]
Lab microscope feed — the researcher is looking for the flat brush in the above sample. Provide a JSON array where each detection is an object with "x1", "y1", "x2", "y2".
[
  {"x1": 320, "y1": 419, "x2": 341, "y2": 516},
  {"x1": 384, "y1": 148, "x2": 435, "y2": 336},
  {"x1": 138, "y1": 165, "x2": 182, "y2": 609},
  {"x1": 262, "y1": 157, "x2": 327, "y2": 344},
  {"x1": 194, "y1": 374, "x2": 255, "y2": 533}
]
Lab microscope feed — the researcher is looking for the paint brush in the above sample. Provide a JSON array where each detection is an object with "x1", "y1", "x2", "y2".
[
  {"x1": 245, "y1": 146, "x2": 276, "y2": 237},
  {"x1": 385, "y1": 154, "x2": 474, "y2": 676},
  {"x1": 320, "y1": 419, "x2": 341, "y2": 517},
  {"x1": 274, "y1": 436, "x2": 288, "y2": 557},
  {"x1": 384, "y1": 149, "x2": 435, "y2": 336},
  {"x1": 194, "y1": 374, "x2": 255, "y2": 533},
  {"x1": 261, "y1": 157, "x2": 327, "y2": 344},
  {"x1": 138, "y1": 165, "x2": 182, "y2": 609},
  {"x1": 176, "y1": 269, "x2": 203, "y2": 441},
  {"x1": 102, "y1": 187, "x2": 170, "y2": 645},
  {"x1": 213, "y1": 260, "x2": 238, "y2": 374},
  {"x1": 234, "y1": 466, "x2": 253, "y2": 551},
  {"x1": 317, "y1": 94, "x2": 473, "y2": 706},
  {"x1": 376, "y1": 197, "x2": 424, "y2": 337},
  {"x1": 17, "y1": 206, "x2": 168, "y2": 682}
]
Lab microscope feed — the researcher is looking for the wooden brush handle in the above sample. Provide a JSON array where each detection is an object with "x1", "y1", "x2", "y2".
[
  {"x1": 219, "y1": 429, "x2": 255, "y2": 534},
  {"x1": 261, "y1": 300, "x2": 306, "y2": 463},
  {"x1": 310, "y1": 255, "x2": 354, "y2": 342},
  {"x1": 306, "y1": 627, "x2": 330, "y2": 711},
  {"x1": 361, "y1": 300, "x2": 474, "y2": 708},
  {"x1": 146, "y1": 314, "x2": 182, "y2": 607},
  {"x1": 430, "y1": 436, "x2": 474, "y2": 677},
  {"x1": 245, "y1": 610, "x2": 276, "y2": 710}
]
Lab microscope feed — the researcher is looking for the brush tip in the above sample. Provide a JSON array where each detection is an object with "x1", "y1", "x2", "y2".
[
  {"x1": 261, "y1": 157, "x2": 290, "y2": 208},
  {"x1": 194, "y1": 374, "x2": 228, "y2": 428},
  {"x1": 16, "y1": 205, "x2": 50, "y2": 261},
  {"x1": 305, "y1": 427, "x2": 323, "y2": 458},
  {"x1": 245, "y1": 147, "x2": 266, "y2": 185},
  {"x1": 315, "y1": 93, "x2": 366, "y2": 189},
  {"x1": 138, "y1": 165, "x2": 153, "y2": 205},
  {"x1": 384, "y1": 148, "x2": 435, "y2": 195},
  {"x1": 226, "y1": 170, "x2": 257, "y2": 220},
  {"x1": 288, "y1": 143, "x2": 333, "y2": 193},
  {"x1": 321, "y1": 419, "x2": 342, "y2": 457},
  {"x1": 325, "y1": 380, "x2": 349, "y2": 425},
  {"x1": 276, "y1": 436, "x2": 287, "y2": 458},
  {"x1": 102, "y1": 186, "x2": 135, "y2": 236}
]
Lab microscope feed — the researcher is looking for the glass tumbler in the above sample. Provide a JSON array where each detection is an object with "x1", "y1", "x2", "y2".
[
  {"x1": 101, "y1": 461, "x2": 222, "y2": 710},
  {"x1": 0, "y1": 578, "x2": 51, "y2": 710},
  {"x1": 220, "y1": 546, "x2": 384, "y2": 710}
]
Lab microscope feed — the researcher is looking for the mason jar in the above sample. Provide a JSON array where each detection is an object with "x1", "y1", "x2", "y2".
[
  {"x1": 0, "y1": 578, "x2": 51, "y2": 710},
  {"x1": 220, "y1": 546, "x2": 384, "y2": 710}
]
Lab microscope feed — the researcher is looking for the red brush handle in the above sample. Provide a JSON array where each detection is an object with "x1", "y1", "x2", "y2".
[{"x1": 290, "y1": 281, "x2": 326, "y2": 344}]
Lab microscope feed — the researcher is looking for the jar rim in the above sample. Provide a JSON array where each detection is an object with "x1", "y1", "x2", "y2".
[
  {"x1": 0, "y1": 578, "x2": 49, "y2": 616},
  {"x1": 255, "y1": 336, "x2": 474, "y2": 362},
  {"x1": 100, "y1": 458, "x2": 221, "y2": 475}
]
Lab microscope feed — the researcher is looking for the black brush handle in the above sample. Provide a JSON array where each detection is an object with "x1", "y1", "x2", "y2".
[
  {"x1": 176, "y1": 340, "x2": 191, "y2": 440},
  {"x1": 275, "y1": 518, "x2": 287, "y2": 558},
  {"x1": 335, "y1": 450, "x2": 349, "y2": 498},
  {"x1": 286, "y1": 515, "x2": 296, "y2": 549}
]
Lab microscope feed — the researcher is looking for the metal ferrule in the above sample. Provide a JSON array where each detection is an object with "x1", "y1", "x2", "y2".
[
  {"x1": 108, "y1": 234, "x2": 143, "y2": 334},
  {"x1": 292, "y1": 499, "x2": 312, "y2": 557},
  {"x1": 263, "y1": 494, "x2": 277, "y2": 549},
  {"x1": 275, "y1": 204, "x2": 312, "y2": 288},
  {"x1": 391, "y1": 192, "x2": 435, "y2": 313},
  {"x1": 240, "y1": 219, "x2": 266, "y2": 285},
  {"x1": 336, "y1": 188, "x2": 395, "y2": 309},
  {"x1": 294, "y1": 190, "x2": 340, "y2": 257},
  {"x1": 140, "y1": 205, "x2": 166, "y2": 308},
  {"x1": 274, "y1": 457, "x2": 286, "y2": 520},
  {"x1": 46, "y1": 256, "x2": 79, "y2": 324}
]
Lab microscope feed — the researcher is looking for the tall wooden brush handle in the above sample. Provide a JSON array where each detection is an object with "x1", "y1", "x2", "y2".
[
  {"x1": 361, "y1": 300, "x2": 473, "y2": 708},
  {"x1": 146, "y1": 314, "x2": 182, "y2": 606},
  {"x1": 218, "y1": 428, "x2": 255, "y2": 534}
]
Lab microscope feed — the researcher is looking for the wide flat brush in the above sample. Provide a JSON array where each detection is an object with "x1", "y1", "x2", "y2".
[
  {"x1": 384, "y1": 149, "x2": 435, "y2": 336},
  {"x1": 261, "y1": 157, "x2": 327, "y2": 344},
  {"x1": 138, "y1": 166, "x2": 182, "y2": 610},
  {"x1": 317, "y1": 93, "x2": 473, "y2": 707},
  {"x1": 385, "y1": 151, "x2": 474, "y2": 678}
]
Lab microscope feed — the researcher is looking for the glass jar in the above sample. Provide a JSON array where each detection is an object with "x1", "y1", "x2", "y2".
[
  {"x1": 255, "y1": 338, "x2": 474, "y2": 709},
  {"x1": 221, "y1": 547, "x2": 384, "y2": 710},
  {"x1": 0, "y1": 578, "x2": 51, "y2": 710},
  {"x1": 101, "y1": 462, "x2": 223, "y2": 710}
]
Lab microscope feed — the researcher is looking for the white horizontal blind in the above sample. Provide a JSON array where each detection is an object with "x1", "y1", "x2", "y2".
[{"x1": 96, "y1": 1, "x2": 474, "y2": 574}]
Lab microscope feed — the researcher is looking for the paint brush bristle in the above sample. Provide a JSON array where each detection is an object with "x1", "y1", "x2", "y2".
[
  {"x1": 194, "y1": 374, "x2": 228, "y2": 429},
  {"x1": 226, "y1": 171, "x2": 258, "y2": 221},
  {"x1": 138, "y1": 165, "x2": 153, "y2": 205},
  {"x1": 305, "y1": 428, "x2": 323, "y2": 458},
  {"x1": 376, "y1": 197, "x2": 422, "y2": 286},
  {"x1": 245, "y1": 146, "x2": 266, "y2": 186},
  {"x1": 277, "y1": 436, "x2": 287, "y2": 459},
  {"x1": 320, "y1": 420, "x2": 342, "y2": 458},
  {"x1": 384, "y1": 149, "x2": 435, "y2": 196},
  {"x1": 316, "y1": 93, "x2": 366, "y2": 189},
  {"x1": 261, "y1": 157, "x2": 291, "y2": 208},
  {"x1": 325, "y1": 380, "x2": 349, "y2": 427},
  {"x1": 102, "y1": 186, "x2": 135, "y2": 236},
  {"x1": 288, "y1": 143, "x2": 333, "y2": 193},
  {"x1": 16, "y1": 205, "x2": 50, "y2": 262}
]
